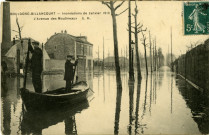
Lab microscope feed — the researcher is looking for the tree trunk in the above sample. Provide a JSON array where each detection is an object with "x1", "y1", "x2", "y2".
[
  {"x1": 110, "y1": 2, "x2": 122, "y2": 87},
  {"x1": 144, "y1": 42, "x2": 148, "y2": 75},
  {"x1": 128, "y1": 0, "x2": 134, "y2": 81},
  {"x1": 134, "y1": 13, "x2": 142, "y2": 81}
]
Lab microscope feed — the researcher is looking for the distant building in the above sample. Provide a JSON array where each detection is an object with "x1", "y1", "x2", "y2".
[
  {"x1": 94, "y1": 56, "x2": 129, "y2": 69},
  {"x1": 4, "y1": 38, "x2": 50, "y2": 73},
  {"x1": 45, "y1": 30, "x2": 93, "y2": 69}
]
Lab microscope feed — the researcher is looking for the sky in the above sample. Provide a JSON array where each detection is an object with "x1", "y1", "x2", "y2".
[{"x1": 3, "y1": 1, "x2": 209, "y2": 59}]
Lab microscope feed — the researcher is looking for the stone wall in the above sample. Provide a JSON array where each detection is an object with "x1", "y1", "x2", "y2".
[{"x1": 173, "y1": 39, "x2": 209, "y2": 94}]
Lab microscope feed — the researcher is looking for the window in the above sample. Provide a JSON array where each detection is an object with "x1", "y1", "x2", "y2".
[
  {"x1": 87, "y1": 46, "x2": 89, "y2": 56},
  {"x1": 55, "y1": 46, "x2": 57, "y2": 50},
  {"x1": 81, "y1": 44, "x2": 84, "y2": 55}
]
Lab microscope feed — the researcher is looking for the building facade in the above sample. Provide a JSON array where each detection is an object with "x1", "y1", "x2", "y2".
[{"x1": 45, "y1": 30, "x2": 93, "y2": 69}]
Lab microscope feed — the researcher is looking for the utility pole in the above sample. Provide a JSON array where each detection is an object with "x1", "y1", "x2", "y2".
[
  {"x1": 171, "y1": 27, "x2": 173, "y2": 71},
  {"x1": 155, "y1": 37, "x2": 157, "y2": 71},
  {"x1": 153, "y1": 39, "x2": 155, "y2": 71},
  {"x1": 124, "y1": 49, "x2": 125, "y2": 70},
  {"x1": 149, "y1": 31, "x2": 152, "y2": 73},
  {"x1": 126, "y1": 45, "x2": 127, "y2": 70},
  {"x1": 168, "y1": 44, "x2": 169, "y2": 66},
  {"x1": 121, "y1": 48, "x2": 123, "y2": 68},
  {"x1": 98, "y1": 45, "x2": 99, "y2": 69},
  {"x1": 103, "y1": 36, "x2": 105, "y2": 70}
]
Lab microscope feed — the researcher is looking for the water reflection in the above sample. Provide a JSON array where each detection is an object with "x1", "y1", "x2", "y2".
[
  {"x1": 20, "y1": 100, "x2": 89, "y2": 135},
  {"x1": 114, "y1": 85, "x2": 123, "y2": 134},
  {"x1": 176, "y1": 76, "x2": 209, "y2": 134},
  {"x1": 1, "y1": 76, "x2": 21, "y2": 135},
  {"x1": 134, "y1": 80, "x2": 142, "y2": 134},
  {"x1": 139, "y1": 77, "x2": 148, "y2": 134},
  {"x1": 149, "y1": 74, "x2": 152, "y2": 114},
  {"x1": 1, "y1": 78, "x2": 11, "y2": 135},
  {"x1": 171, "y1": 73, "x2": 173, "y2": 114},
  {"x1": 1, "y1": 67, "x2": 209, "y2": 134},
  {"x1": 128, "y1": 81, "x2": 134, "y2": 134}
]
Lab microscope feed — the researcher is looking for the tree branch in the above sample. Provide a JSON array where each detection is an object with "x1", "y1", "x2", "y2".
[
  {"x1": 137, "y1": 23, "x2": 141, "y2": 27},
  {"x1": 132, "y1": 13, "x2": 136, "y2": 17},
  {"x1": 12, "y1": 30, "x2": 19, "y2": 33},
  {"x1": 137, "y1": 24, "x2": 143, "y2": 30},
  {"x1": 131, "y1": 31, "x2": 135, "y2": 34},
  {"x1": 131, "y1": 26, "x2": 135, "y2": 29},
  {"x1": 16, "y1": 16, "x2": 22, "y2": 40},
  {"x1": 115, "y1": 1, "x2": 125, "y2": 11},
  {"x1": 102, "y1": 1, "x2": 111, "y2": 9},
  {"x1": 116, "y1": 8, "x2": 128, "y2": 16},
  {"x1": 137, "y1": 27, "x2": 147, "y2": 33}
]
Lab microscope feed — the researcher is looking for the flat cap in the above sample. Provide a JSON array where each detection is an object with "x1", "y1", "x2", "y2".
[{"x1": 32, "y1": 41, "x2": 40, "y2": 45}]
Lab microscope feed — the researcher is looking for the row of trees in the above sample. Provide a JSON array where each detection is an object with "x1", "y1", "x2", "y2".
[{"x1": 102, "y1": 0, "x2": 165, "y2": 86}]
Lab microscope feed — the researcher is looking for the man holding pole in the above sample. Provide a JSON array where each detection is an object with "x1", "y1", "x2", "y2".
[
  {"x1": 28, "y1": 40, "x2": 43, "y2": 93},
  {"x1": 64, "y1": 55, "x2": 78, "y2": 92}
]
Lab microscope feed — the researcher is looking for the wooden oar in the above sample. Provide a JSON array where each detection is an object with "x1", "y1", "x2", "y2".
[
  {"x1": 72, "y1": 58, "x2": 78, "y2": 84},
  {"x1": 23, "y1": 39, "x2": 31, "y2": 89}
]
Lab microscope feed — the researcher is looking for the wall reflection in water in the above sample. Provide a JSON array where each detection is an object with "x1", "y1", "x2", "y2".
[
  {"x1": 1, "y1": 76, "x2": 20, "y2": 135},
  {"x1": 176, "y1": 76, "x2": 209, "y2": 134}
]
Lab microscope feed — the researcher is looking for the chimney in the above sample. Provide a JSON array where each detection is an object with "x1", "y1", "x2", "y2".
[
  {"x1": 64, "y1": 30, "x2": 67, "y2": 34},
  {"x1": 1, "y1": 2, "x2": 11, "y2": 56},
  {"x1": 61, "y1": 30, "x2": 63, "y2": 33}
]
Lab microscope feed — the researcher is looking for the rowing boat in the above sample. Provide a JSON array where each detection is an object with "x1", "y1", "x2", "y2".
[{"x1": 20, "y1": 81, "x2": 92, "y2": 111}]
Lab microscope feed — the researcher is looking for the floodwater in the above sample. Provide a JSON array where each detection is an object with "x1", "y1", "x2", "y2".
[{"x1": 1, "y1": 66, "x2": 209, "y2": 134}]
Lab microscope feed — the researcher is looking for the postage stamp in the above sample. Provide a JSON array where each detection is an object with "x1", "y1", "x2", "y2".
[{"x1": 184, "y1": 2, "x2": 209, "y2": 35}]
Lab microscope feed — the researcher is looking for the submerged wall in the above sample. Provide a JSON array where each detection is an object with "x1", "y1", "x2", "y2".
[{"x1": 173, "y1": 39, "x2": 209, "y2": 94}]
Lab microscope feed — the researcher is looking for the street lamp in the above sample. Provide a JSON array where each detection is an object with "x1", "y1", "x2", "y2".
[{"x1": 130, "y1": 40, "x2": 135, "y2": 80}]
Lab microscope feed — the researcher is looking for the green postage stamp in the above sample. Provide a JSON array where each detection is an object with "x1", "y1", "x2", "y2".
[{"x1": 184, "y1": 2, "x2": 209, "y2": 35}]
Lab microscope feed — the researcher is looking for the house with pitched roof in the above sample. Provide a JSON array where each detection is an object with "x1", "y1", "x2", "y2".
[{"x1": 45, "y1": 30, "x2": 93, "y2": 69}]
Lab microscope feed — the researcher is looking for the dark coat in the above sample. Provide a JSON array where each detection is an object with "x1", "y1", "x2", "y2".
[
  {"x1": 64, "y1": 60, "x2": 77, "y2": 81},
  {"x1": 30, "y1": 47, "x2": 43, "y2": 74}
]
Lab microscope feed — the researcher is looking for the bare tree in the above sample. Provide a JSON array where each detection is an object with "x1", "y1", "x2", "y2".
[
  {"x1": 140, "y1": 28, "x2": 148, "y2": 76},
  {"x1": 102, "y1": 1, "x2": 128, "y2": 87},
  {"x1": 130, "y1": 0, "x2": 143, "y2": 81},
  {"x1": 149, "y1": 31, "x2": 152, "y2": 73},
  {"x1": 12, "y1": 16, "x2": 23, "y2": 43},
  {"x1": 12, "y1": 16, "x2": 24, "y2": 74}
]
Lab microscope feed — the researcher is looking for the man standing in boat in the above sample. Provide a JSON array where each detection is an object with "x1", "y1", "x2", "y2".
[
  {"x1": 64, "y1": 55, "x2": 78, "y2": 91},
  {"x1": 28, "y1": 40, "x2": 43, "y2": 93}
]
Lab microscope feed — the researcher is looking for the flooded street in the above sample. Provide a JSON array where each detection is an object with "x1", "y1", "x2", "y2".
[{"x1": 1, "y1": 66, "x2": 209, "y2": 134}]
